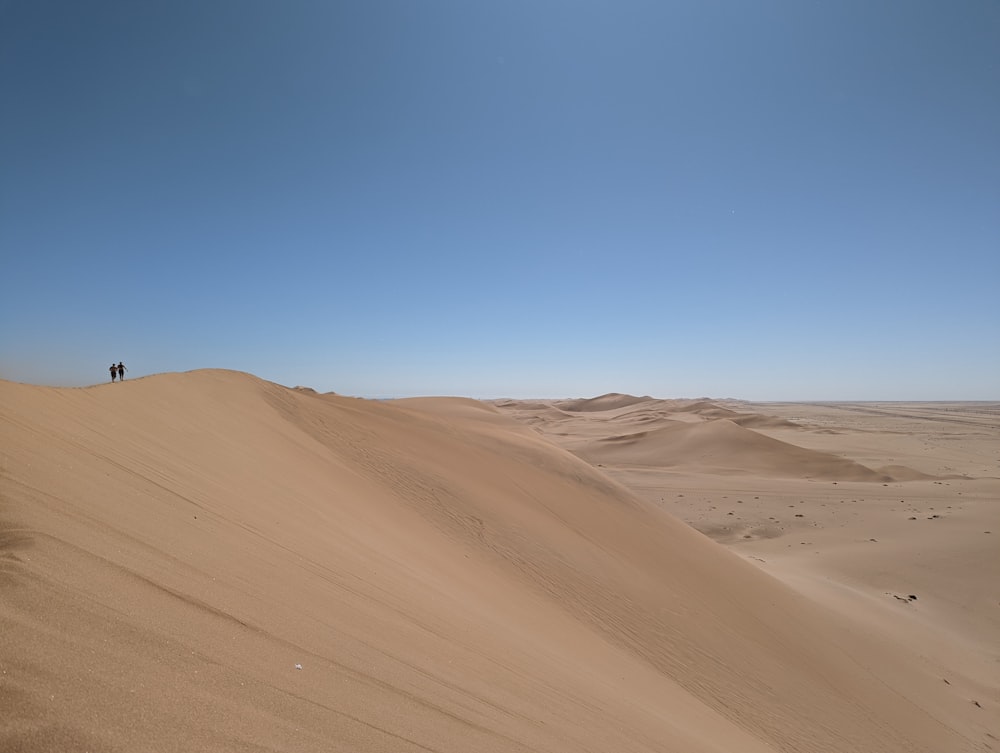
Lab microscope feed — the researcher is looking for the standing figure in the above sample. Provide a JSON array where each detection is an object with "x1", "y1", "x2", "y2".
[
  {"x1": 110, "y1": 363, "x2": 118, "y2": 382},
  {"x1": 117, "y1": 362, "x2": 127, "y2": 381}
]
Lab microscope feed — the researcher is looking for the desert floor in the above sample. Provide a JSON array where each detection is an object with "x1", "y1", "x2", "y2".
[{"x1": 2, "y1": 372, "x2": 998, "y2": 752}]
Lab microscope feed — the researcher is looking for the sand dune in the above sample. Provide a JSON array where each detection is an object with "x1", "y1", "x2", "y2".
[
  {"x1": 661, "y1": 399, "x2": 800, "y2": 429},
  {"x1": 512, "y1": 395, "x2": 924, "y2": 481},
  {"x1": 556, "y1": 393, "x2": 652, "y2": 412},
  {"x1": 489, "y1": 401, "x2": 580, "y2": 429},
  {"x1": 576, "y1": 418, "x2": 894, "y2": 480},
  {"x1": 1, "y1": 372, "x2": 994, "y2": 752}
]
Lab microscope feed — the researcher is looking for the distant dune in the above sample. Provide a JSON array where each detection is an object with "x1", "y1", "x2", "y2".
[
  {"x1": 556, "y1": 392, "x2": 652, "y2": 412},
  {"x1": 1, "y1": 372, "x2": 992, "y2": 752},
  {"x1": 577, "y1": 418, "x2": 893, "y2": 480},
  {"x1": 508, "y1": 395, "x2": 923, "y2": 481}
]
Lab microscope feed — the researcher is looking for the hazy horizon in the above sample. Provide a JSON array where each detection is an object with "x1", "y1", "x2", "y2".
[{"x1": 3, "y1": 366, "x2": 998, "y2": 404}]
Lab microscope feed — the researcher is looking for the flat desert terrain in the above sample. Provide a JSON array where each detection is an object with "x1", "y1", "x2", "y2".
[{"x1": 2, "y1": 371, "x2": 997, "y2": 752}]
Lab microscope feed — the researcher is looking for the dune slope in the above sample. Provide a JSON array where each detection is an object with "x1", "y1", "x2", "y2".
[
  {"x1": 576, "y1": 418, "x2": 893, "y2": 480},
  {"x1": 0, "y1": 371, "x2": 981, "y2": 752}
]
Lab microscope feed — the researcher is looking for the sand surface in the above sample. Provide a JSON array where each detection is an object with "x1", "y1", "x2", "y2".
[{"x1": 2, "y1": 371, "x2": 997, "y2": 752}]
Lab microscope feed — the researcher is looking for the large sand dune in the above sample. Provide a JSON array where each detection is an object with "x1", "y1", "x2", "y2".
[{"x1": 2, "y1": 372, "x2": 996, "y2": 752}]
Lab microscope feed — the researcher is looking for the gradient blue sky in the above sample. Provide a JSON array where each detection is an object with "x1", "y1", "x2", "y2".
[{"x1": 2, "y1": 1, "x2": 998, "y2": 399}]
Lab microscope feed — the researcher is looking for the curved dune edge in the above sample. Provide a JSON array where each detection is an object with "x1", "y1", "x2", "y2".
[
  {"x1": 556, "y1": 392, "x2": 655, "y2": 412},
  {"x1": 0, "y1": 370, "x2": 983, "y2": 752},
  {"x1": 577, "y1": 418, "x2": 895, "y2": 481},
  {"x1": 498, "y1": 393, "x2": 937, "y2": 482}
]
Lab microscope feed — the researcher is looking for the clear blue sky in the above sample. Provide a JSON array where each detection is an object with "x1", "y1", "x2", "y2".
[{"x1": 2, "y1": 1, "x2": 998, "y2": 399}]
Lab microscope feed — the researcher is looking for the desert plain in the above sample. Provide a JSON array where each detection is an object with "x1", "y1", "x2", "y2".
[{"x1": 1, "y1": 370, "x2": 997, "y2": 752}]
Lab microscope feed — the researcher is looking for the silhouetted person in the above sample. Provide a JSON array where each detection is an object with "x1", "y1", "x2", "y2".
[
  {"x1": 110, "y1": 364, "x2": 117, "y2": 383},
  {"x1": 117, "y1": 362, "x2": 127, "y2": 381}
]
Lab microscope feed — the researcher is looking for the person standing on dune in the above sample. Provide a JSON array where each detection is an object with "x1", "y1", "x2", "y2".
[
  {"x1": 117, "y1": 362, "x2": 127, "y2": 381},
  {"x1": 110, "y1": 363, "x2": 117, "y2": 383}
]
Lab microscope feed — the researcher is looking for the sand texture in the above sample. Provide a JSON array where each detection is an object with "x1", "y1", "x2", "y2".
[{"x1": 2, "y1": 371, "x2": 997, "y2": 752}]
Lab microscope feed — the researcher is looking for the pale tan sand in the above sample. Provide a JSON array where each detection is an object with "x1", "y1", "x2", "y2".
[
  {"x1": 496, "y1": 394, "x2": 1000, "y2": 751},
  {"x1": 1, "y1": 372, "x2": 995, "y2": 752}
]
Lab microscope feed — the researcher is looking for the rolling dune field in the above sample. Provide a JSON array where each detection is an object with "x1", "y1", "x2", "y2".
[{"x1": 2, "y1": 372, "x2": 997, "y2": 752}]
